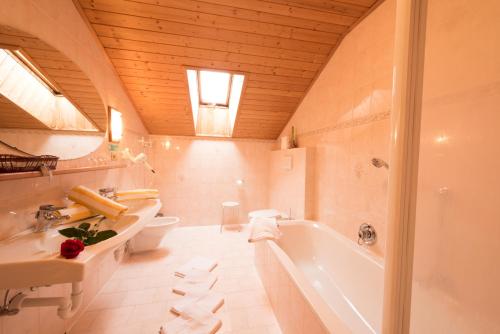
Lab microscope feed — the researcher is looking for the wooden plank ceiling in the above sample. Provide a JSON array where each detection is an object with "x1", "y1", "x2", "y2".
[
  {"x1": 0, "y1": 25, "x2": 106, "y2": 131},
  {"x1": 0, "y1": 95, "x2": 49, "y2": 130},
  {"x1": 77, "y1": 0, "x2": 380, "y2": 139}
]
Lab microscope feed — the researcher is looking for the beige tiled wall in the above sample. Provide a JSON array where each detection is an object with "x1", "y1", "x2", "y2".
[
  {"x1": 0, "y1": 129, "x2": 150, "y2": 334},
  {"x1": 0, "y1": 0, "x2": 151, "y2": 331},
  {"x1": 149, "y1": 136, "x2": 274, "y2": 227},
  {"x1": 0, "y1": 130, "x2": 151, "y2": 241},
  {"x1": 278, "y1": 0, "x2": 396, "y2": 257},
  {"x1": 268, "y1": 147, "x2": 314, "y2": 220}
]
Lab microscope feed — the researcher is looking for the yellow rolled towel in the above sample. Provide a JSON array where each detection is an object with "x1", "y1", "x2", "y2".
[
  {"x1": 68, "y1": 185, "x2": 128, "y2": 221},
  {"x1": 115, "y1": 189, "x2": 159, "y2": 202},
  {"x1": 58, "y1": 204, "x2": 97, "y2": 224}
]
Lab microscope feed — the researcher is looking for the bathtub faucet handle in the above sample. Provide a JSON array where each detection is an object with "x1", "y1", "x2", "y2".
[{"x1": 358, "y1": 223, "x2": 376, "y2": 245}]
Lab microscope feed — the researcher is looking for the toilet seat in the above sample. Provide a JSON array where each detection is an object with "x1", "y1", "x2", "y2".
[{"x1": 248, "y1": 209, "x2": 284, "y2": 219}]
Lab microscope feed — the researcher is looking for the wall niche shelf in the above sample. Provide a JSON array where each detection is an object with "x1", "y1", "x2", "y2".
[{"x1": 0, "y1": 164, "x2": 127, "y2": 182}]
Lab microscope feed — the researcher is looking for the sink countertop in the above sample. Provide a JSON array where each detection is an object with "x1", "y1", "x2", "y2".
[{"x1": 0, "y1": 199, "x2": 162, "y2": 289}]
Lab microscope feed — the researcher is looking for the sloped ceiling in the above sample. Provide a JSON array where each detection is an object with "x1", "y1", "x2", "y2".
[
  {"x1": 0, "y1": 95, "x2": 49, "y2": 130},
  {"x1": 77, "y1": 0, "x2": 381, "y2": 139}
]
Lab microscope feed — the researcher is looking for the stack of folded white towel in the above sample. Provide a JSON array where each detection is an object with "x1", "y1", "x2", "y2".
[
  {"x1": 172, "y1": 268, "x2": 218, "y2": 295},
  {"x1": 170, "y1": 290, "x2": 224, "y2": 315},
  {"x1": 161, "y1": 304, "x2": 221, "y2": 334},
  {"x1": 175, "y1": 256, "x2": 218, "y2": 278},
  {"x1": 248, "y1": 217, "x2": 282, "y2": 243},
  {"x1": 160, "y1": 256, "x2": 223, "y2": 334}
]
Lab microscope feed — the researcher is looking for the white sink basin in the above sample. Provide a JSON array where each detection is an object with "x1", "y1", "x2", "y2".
[{"x1": 0, "y1": 199, "x2": 161, "y2": 289}]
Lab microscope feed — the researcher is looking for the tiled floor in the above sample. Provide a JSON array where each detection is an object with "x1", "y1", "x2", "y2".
[{"x1": 70, "y1": 225, "x2": 282, "y2": 334}]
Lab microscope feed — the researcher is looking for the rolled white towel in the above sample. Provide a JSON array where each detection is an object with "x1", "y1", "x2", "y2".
[
  {"x1": 175, "y1": 256, "x2": 217, "y2": 277},
  {"x1": 68, "y1": 185, "x2": 128, "y2": 221},
  {"x1": 160, "y1": 304, "x2": 222, "y2": 334},
  {"x1": 171, "y1": 290, "x2": 224, "y2": 315},
  {"x1": 58, "y1": 204, "x2": 97, "y2": 224},
  {"x1": 115, "y1": 188, "x2": 159, "y2": 202},
  {"x1": 248, "y1": 217, "x2": 282, "y2": 243}
]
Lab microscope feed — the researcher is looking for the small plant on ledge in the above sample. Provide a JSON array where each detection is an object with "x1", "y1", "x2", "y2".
[{"x1": 58, "y1": 221, "x2": 117, "y2": 259}]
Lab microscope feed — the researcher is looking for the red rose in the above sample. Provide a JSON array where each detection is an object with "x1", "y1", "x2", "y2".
[{"x1": 60, "y1": 239, "x2": 85, "y2": 259}]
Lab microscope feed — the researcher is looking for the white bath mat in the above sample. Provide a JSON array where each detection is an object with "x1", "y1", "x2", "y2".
[
  {"x1": 172, "y1": 275, "x2": 218, "y2": 295},
  {"x1": 177, "y1": 268, "x2": 217, "y2": 283},
  {"x1": 171, "y1": 291, "x2": 224, "y2": 315},
  {"x1": 175, "y1": 256, "x2": 218, "y2": 277},
  {"x1": 160, "y1": 304, "x2": 221, "y2": 334}
]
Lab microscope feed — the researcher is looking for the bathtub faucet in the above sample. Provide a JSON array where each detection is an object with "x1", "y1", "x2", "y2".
[{"x1": 358, "y1": 223, "x2": 376, "y2": 245}]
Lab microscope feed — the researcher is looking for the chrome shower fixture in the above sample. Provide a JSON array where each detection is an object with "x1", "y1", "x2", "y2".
[
  {"x1": 371, "y1": 158, "x2": 389, "y2": 169},
  {"x1": 358, "y1": 223, "x2": 377, "y2": 245}
]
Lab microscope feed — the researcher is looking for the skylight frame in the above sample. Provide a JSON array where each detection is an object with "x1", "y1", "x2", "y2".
[
  {"x1": 0, "y1": 46, "x2": 98, "y2": 132},
  {"x1": 0, "y1": 44, "x2": 62, "y2": 96},
  {"x1": 185, "y1": 67, "x2": 246, "y2": 137}
]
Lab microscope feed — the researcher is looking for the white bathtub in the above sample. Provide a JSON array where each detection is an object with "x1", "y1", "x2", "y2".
[{"x1": 255, "y1": 220, "x2": 384, "y2": 334}]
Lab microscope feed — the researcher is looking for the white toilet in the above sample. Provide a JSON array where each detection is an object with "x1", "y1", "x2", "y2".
[{"x1": 129, "y1": 216, "x2": 180, "y2": 253}]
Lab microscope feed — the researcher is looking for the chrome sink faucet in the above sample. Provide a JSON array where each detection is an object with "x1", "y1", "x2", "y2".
[
  {"x1": 99, "y1": 187, "x2": 117, "y2": 200},
  {"x1": 34, "y1": 205, "x2": 70, "y2": 232}
]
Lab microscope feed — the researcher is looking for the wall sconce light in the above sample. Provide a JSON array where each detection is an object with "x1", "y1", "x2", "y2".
[
  {"x1": 109, "y1": 107, "x2": 123, "y2": 143},
  {"x1": 161, "y1": 138, "x2": 172, "y2": 150},
  {"x1": 235, "y1": 179, "x2": 244, "y2": 186},
  {"x1": 435, "y1": 134, "x2": 449, "y2": 144}
]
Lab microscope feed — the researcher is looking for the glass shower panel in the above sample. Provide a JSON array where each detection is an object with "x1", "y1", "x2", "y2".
[{"x1": 409, "y1": 0, "x2": 500, "y2": 333}]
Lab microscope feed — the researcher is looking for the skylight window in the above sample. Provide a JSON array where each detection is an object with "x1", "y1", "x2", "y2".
[
  {"x1": 199, "y1": 70, "x2": 231, "y2": 106},
  {"x1": 187, "y1": 69, "x2": 244, "y2": 137},
  {"x1": 0, "y1": 48, "x2": 97, "y2": 131}
]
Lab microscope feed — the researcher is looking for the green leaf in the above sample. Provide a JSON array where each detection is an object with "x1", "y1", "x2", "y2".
[
  {"x1": 78, "y1": 223, "x2": 91, "y2": 231},
  {"x1": 84, "y1": 230, "x2": 118, "y2": 246},
  {"x1": 58, "y1": 227, "x2": 85, "y2": 238},
  {"x1": 96, "y1": 230, "x2": 118, "y2": 239}
]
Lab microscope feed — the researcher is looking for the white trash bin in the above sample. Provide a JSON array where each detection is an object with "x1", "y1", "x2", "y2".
[{"x1": 129, "y1": 216, "x2": 179, "y2": 253}]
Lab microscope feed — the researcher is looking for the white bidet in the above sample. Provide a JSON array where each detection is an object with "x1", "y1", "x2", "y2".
[{"x1": 129, "y1": 216, "x2": 179, "y2": 253}]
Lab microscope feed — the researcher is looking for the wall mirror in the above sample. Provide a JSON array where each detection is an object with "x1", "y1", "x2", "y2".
[{"x1": 0, "y1": 25, "x2": 106, "y2": 160}]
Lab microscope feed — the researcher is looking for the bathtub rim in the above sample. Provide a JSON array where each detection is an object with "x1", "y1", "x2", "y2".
[
  {"x1": 278, "y1": 220, "x2": 384, "y2": 268},
  {"x1": 266, "y1": 219, "x2": 384, "y2": 333}
]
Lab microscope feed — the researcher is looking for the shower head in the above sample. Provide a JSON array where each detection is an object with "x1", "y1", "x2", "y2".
[{"x1": 371, "y1": 158, "x2": 389, "y2": 169}]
